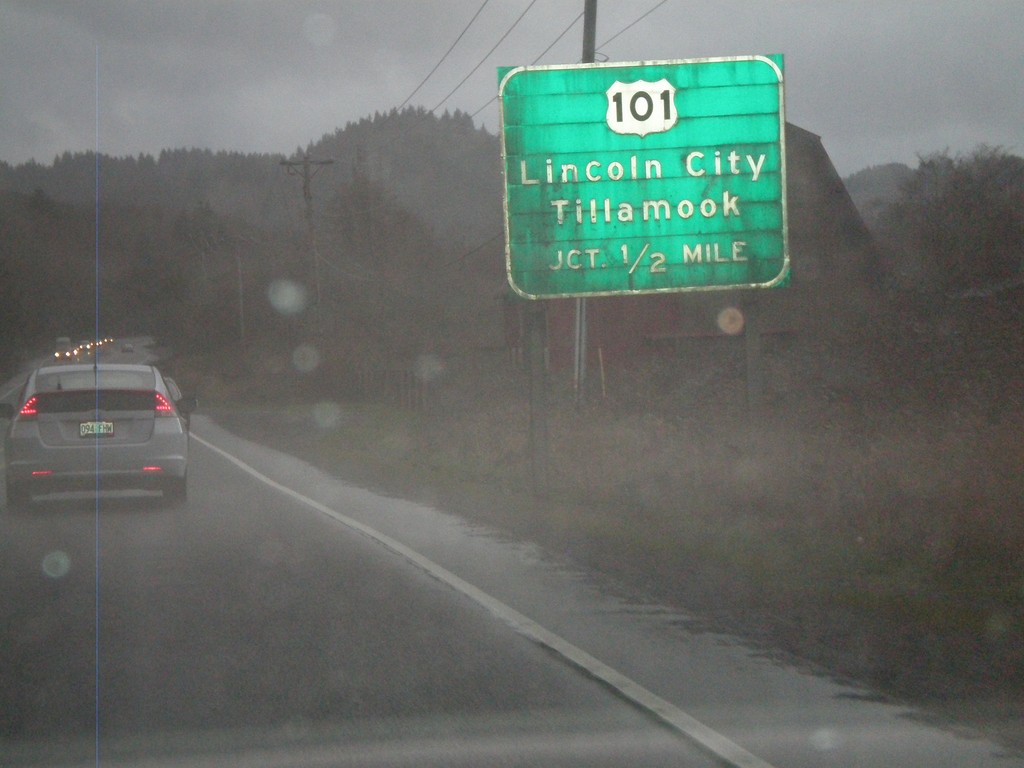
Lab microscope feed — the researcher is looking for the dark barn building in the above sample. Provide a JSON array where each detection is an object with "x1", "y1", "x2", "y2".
[{"x1": 505, "y1": 122, "x2": 881, "y2": 403}]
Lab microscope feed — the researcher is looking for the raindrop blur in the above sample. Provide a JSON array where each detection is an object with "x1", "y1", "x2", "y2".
[
  {"x1": 292, "y1": 343, "x2": 321, "y2": 374},
  {"x1": 312, "y1": 400, "x2": 343, "y2": 430},
  {"x1": 302, "y1": 13, "x2": 337, "y2": 47},
  {"x1": 268, "y1": 279, "x2": 308, "y2": 316},
  {"x1": 716, "y1": 306, "x2": 745, "y2": 335},
  {"x1": 41, "y1": 551, "x2": 71, "y2": 579},
  {"x1": 414, "y1": 353, "x2": 446, "y2": 385},
  {"x1": 986, "y1": 611, "x2": 1010, "y2": 641},
  {"x1": 809, "y1": 728, "x2": 841, "y2": 751}
]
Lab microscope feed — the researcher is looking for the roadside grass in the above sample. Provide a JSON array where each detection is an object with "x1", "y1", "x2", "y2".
[{"x1": 186, "y1": 347, "x2": 1024, "y2": 746}]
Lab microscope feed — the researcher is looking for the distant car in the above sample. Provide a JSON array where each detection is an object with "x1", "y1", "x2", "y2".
[
  {"x1": 54, "y1": 336, "x2": 72, "y2": 360},
  {"x1": 121, "y1": 342, "x2": 135, "y2": 353},
  {"x1": 0, "y1": 363, "x2": 195, "y2": 508}
]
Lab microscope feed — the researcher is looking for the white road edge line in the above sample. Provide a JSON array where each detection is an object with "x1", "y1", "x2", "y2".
[{"x1": 192, "y1": 431, "x2": 778, "y2": 768}]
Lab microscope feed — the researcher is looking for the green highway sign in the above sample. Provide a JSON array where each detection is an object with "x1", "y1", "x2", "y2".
[{"x1": 499, "y1": 56, "x2": 789, "y2": 299}]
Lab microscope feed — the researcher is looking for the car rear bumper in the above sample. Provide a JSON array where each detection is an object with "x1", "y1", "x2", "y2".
[
  {"x1": 5, "y1": 440, "x2": 188, "y2": 490},
  {"x1": 10, "y1": 466, "x2": 185, "y2": 494}
]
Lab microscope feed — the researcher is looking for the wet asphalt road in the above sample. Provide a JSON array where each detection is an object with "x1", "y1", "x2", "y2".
[
  {"x1": 0, "y1": 419, "x2": 714, "y2": 767},
  {"x1": 2, "y1": 352, "x2": 1022, "y2": 768}
]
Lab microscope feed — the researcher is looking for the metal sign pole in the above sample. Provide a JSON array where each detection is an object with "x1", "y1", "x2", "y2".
[{"x1": 574, "y1": 0, "x2": 598, "y2": 408}]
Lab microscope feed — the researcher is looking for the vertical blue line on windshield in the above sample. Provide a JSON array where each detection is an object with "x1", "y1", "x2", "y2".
[{"x1": 93, "y1": 43, "x2": 102, "y2": 768}]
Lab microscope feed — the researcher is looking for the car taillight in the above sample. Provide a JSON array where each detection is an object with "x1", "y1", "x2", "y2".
[
  {"x1": 18, "y1": 396, "x2": 39, "y2": 420},
  {"x1": 154, "y1": 392, "x2": 175, "y2": 416}
]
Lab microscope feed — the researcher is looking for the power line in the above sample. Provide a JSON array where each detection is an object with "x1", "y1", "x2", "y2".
[
  {"x1": 443, "y1": 231, "x2": 504, "y2": 269},
  {"x1": 470, "y1": 9, "x2": 584, "y2": 119},
  {"x1": 468, "y1": 0, "x2": 670, "y2": 121},
  {"x1": 351, "y1": 1, "x2": 679, "y2": 277},
  {"x1": 430, "y1": 0, "x2": 539, "y2": 113},
  {"x1": 596, "y1": 0, "x2": 671, "y2": 50},
  {"x1": 532, "y1": 10, "x2": 585, "y2": 63},
  {"x1": 396, "y1": 0, "x2": 493, "y2": 112},
  {"x1": 384, "y1": 1, "x2": 672, "y2": 126},
  {"x1": 461, "y1": 1, "x2": 676, "y2": 272}
]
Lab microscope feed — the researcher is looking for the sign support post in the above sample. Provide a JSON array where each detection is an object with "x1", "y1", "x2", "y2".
[
  {"x1": 526, "y1": 301, "x2": 549, "y2": 497},
  {"x1": 574, "y1": 0, "x2": 598, "y2": 409},
  {"x1": 501, "y1": 46, "x2": 788, "y2": 497}
]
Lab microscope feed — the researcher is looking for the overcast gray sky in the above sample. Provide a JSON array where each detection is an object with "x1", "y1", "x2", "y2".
[{"x1": 1, "y1": 1, "x2": 1021, "y2": 177}]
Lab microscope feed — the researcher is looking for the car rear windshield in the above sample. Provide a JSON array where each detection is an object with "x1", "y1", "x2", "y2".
[
  {"x1": 32, "y1": 390, "x2": 158, "y2": 414},
  {"x1": 34, "y1": 369, "x2": 155, "y2": 393}
]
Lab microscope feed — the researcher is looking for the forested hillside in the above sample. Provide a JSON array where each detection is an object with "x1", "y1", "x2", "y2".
[
  {"x1": 0, "y1": 108, "x2": 500, "y2": 246},
  {"x1": 843, "y1": 162, "x2": 914, "y2": 229},
  {"x1": 3, "y1": 108, "x2": 1024, "y2": 722},
  {"x1": 307, "y1": 108, "x2": 502, "y2": 245},
  {"x1": 2, "y1": 112, "x2": 1022, "y2": 395},
  {"x1": 0, "y1": 109, "x2": 507, "y2": 371}
]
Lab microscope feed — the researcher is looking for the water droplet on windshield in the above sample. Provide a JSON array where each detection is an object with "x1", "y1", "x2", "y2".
[
  {"x1": 717, "y1": 306, "x2": 745, "y2": 335},
  {"x1": 809, "y1": 727, "x2": 841, "y2": 751},
  {"x1": 414, "y1": 353, "x2": 445, "y2": 384},
  {"x1": 41, "y1": 551, "x2": 71, "y2": 579},
  {"x1": 986, "y1": 611, "x2": 1010, "y2": 641},
  {"x1": 268, "y1": 279, "x2": 308, "y2": 316},
  {"x1": 312, "y1": 400, "x2": 342, "y2": 429},
  {"x1": 292, "y1": 343, "x2": 321, "y2": 373}
]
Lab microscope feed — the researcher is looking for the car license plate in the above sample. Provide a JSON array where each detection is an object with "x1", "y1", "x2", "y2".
[{"x1": 80, "y1": 421, "x2": 114, "y2": 437}]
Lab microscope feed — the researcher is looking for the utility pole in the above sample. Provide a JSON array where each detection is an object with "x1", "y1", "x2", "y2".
[
  {"x1": 582, "y1": 0, "x2": 597, "y2": 62},
  {"x1": 525, "y1": 0, "x2": 598, "y2": 496},
  {"x1": 232, "y1": 247, "x2": 246, "y2": 347},
  {"x1": 574, "y1": 0, "x2": 597, "y2": 409},
  {"x1": 280, "y1": 154, "x2": 334, "y2": 336}
]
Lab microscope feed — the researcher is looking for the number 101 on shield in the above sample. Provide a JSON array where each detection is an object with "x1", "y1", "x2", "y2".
[{"x1": 606, "y1": 79, "x2": 678, "y2": 137}]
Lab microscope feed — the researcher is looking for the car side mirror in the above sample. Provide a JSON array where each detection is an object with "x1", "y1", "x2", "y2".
[{"x1": 178, "y1": 396, "x2": 198, "y2": 415}]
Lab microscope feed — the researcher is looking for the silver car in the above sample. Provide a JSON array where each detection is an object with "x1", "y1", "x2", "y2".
[{"x1": 1, "y1": 363, "x2": 193, "y2": 507}]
